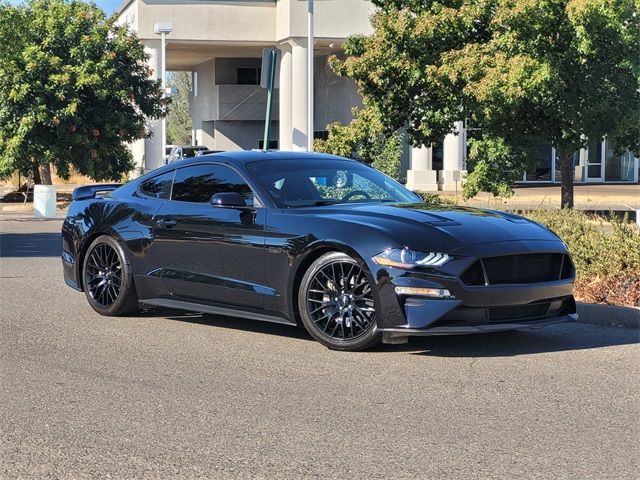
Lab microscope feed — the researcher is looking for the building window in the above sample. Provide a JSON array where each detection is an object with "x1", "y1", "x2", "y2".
[
  {"x1": 258, "y1": 139, "x2": 278, "y2": 150},
  {"x1": 237, "y1": 67, "x2": 261, "y2": 85},
  {"x1": 524, "y1": 144, "x2": 553, "y2": 182},
  {"x1": 604, "y1": 140, "x2": 635, "y2": 182},
  {"x1": 313, "y1": 131, "x2": 329, "y2": 141},
  {"x1": 432, "y1": 145, "x2": 444, "y2": 171}
]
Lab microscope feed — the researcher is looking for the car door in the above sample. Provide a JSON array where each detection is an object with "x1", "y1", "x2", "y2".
[{"x1": 151, "y1": 163, "x2": 269, "y2": 309}]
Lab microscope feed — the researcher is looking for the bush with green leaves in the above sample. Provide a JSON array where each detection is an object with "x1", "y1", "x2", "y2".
[
  {"x1": 415, "y1": 191, "x2": 457, "y2": 206},
  {"x1": 314, "y1": 107, "x2": 403, "y2": 181},
  {"x1": 522, "y1": 209, "x2": 640, "y2": 306}
]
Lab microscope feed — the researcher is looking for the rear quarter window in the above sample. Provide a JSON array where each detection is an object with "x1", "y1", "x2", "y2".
[{"x1": 139, "y1": 171, "x2": 175, "y2": 199}]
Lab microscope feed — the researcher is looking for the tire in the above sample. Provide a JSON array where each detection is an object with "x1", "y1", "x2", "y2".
[
  {"x1": 82, "y1": 235, "x2": 139, "y2": 316},
  {"x1": 299, "y1": 252, "x2": 382, "y2": 351}
]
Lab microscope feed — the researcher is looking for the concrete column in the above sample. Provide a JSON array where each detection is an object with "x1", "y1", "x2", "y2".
[
  {"x1": 440, "y1": 121, "x2": 466, "y2": 191},
  {"x1": 411, "y1": 146, "x2": 432, "y2": 171},
  {"x1": 143, "y1": 41, "x2": 163, "y2": 173},
  {"x1": 406, "y1": 145, "x2": 438, "y2": 191},
  {"x1": 278, "y1": 43, "x2": 293, "y2": 151},
  {"x1": 291, "y1": 38, "x2": 309, "y2": 151}
]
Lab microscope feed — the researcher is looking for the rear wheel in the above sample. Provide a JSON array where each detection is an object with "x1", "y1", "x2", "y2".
[
  {"x1": 299, "y1": 252, "x2": 381, "y2": 351},
  {"x1": 82, "y1": 235, "x2": 139, "y2": 316}
]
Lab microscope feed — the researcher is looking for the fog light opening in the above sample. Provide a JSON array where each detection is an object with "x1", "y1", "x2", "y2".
[{"x1": 394, "y1": 286, "x2": 453, "y2": 298}]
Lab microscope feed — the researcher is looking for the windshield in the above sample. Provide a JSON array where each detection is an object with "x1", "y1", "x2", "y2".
[{"x1": 248, "y1": 158, "x2": 421, "y2": 208}]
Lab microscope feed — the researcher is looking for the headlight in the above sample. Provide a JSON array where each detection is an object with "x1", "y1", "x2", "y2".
[{"x1": 373, "y1": 248, "x2": 451, "y2": 269}]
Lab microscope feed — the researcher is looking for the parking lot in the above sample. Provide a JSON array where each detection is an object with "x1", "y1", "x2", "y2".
[{"x1": 1, "y1": 217, "x2": 638, "y2": 479}]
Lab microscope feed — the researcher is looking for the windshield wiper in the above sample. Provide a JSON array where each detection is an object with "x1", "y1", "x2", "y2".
[{"x1": 307, "y1": 200, "x2": 340, "y2": 206}]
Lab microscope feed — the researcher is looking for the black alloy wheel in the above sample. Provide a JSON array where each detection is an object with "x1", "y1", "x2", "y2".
[
  {"x1": 299, "y1": 252, "x2": 381, "y2": 350},
  {"x1": 82, "y1": 235, "x2": 139, "y2": 316},
  {"x1": 85, "y1": 242, "x2": 122, "y2": 308}
]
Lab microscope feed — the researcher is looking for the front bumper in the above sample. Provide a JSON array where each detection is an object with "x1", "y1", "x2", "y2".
[{"x1": 370, "y1": 240, "x2": 577, "y2": 338}]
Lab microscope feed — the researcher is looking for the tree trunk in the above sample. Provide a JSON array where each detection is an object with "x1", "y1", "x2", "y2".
[
  {"x1": 559, "y1": 154, "x2": 574, "y2": 209},
  {"x1": 38, "y1": 163, "x2": 53, "y2": 185},
  {"x1": 32, "y1": 164, "x2": 42, "y2": 185}
]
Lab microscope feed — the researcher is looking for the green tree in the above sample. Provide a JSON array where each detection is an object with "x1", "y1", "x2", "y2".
[
  {"x1": 0, "y1": 0, "x2": 166, "y2": 184},
  {"x1": 315, "y1": 107, "x2": 404, "y2": 180},
  {"x1": 330, "y1": 0, "x2": 640, "y2": 207},
  {"x1": 166, "y1": 71, "x2": 193, "y2": 145}
]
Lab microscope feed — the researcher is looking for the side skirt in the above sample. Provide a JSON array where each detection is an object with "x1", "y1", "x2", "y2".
[{"x1": 140, "y1": 297, "x2": 296, "y2": 326}]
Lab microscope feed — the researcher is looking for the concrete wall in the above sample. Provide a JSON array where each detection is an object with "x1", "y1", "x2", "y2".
[
  {"x1": 215, "y1": 58, "x2": 262, "y2": 84},
  {"x1": 191, "y1": 59, "x2": 216, "y2": 123},
  {"x1": 276, "y1": 0, "x2": 374, "y2": 40},
  {"x1": 214, "y1": 120, "x2": 275, "y2": 150},
  {"x1": 116, "y1": 0, "x2": 139, "y2": 31},
  {"x1": 216, "y1": 85, "x2": 280, "y2": 121},
  {"x1": 136, "y1": 0, "x2": 277, "y2": 42},
  {"x1": 314, "y1": 55, "x2": 361, "y2": 131},
  {"x1": 121, "y1": 0, "x2": 374, "y2": 43}
]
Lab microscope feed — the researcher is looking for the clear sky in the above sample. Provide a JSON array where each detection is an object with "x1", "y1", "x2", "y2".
[{"x1": 7, "y1": 0, "x2": 122, "y2": 15}]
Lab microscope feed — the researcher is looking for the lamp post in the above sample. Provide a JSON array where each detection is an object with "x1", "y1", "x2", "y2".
[
  {"x1": 307, "y1": 0, "x2": 314, "y2": 151},
  {"x1": 154, "y1": 21, "x2": 173, "y2": 161}
]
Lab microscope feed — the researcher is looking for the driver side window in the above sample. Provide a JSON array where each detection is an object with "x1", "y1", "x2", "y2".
[{"x1": 171, "y1": 164, "x2": 255, "y2": 206}]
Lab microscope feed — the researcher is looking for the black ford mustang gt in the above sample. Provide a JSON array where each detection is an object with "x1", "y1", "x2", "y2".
[{"x1": 62, "y1": 151, "x2": 577, "y2": 350}]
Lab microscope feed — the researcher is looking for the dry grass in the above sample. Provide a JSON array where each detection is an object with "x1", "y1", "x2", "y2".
[{"x1": 0, "y1": 168, "x2": 93, "y2": 189}]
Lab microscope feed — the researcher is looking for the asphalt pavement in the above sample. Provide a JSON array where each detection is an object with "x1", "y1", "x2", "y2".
[{"x1": 1, "y1": 218, "x2": 638, "y2": 479}]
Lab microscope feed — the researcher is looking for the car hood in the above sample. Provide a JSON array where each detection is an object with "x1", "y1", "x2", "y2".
[{"x1": 290, "y1": 202, "x2": 560, "y2": 251}]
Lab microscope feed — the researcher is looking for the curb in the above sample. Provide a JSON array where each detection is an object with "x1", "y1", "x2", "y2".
[{"x1": 577, "y1": 302, "x2": 640, "y2": 330}]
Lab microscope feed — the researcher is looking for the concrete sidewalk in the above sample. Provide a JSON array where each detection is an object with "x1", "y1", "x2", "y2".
[{"x1": 439, "y1": 184, "x2": 639, "y2": 211}]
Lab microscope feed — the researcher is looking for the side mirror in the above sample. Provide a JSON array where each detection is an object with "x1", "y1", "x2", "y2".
[{"x1": 211, "y1": 192, "x2": 246, "y2": 207}]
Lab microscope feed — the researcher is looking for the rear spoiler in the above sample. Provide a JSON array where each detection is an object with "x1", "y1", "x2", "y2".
[{"x1": 72, "y1": 184, "x2": 122, "y2": 201}]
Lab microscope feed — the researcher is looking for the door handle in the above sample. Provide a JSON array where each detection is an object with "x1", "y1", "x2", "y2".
[{"x1": 156, "y1": 218, "x2": 177, "y2": 228}]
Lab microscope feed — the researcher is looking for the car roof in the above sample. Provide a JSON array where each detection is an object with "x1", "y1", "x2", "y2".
[
  {"x1": 121, "y1": 150, "x2": 361, "y2": 199},
  {"x1": 166, "y1": 150, "x2": 356, "y2": 168}
]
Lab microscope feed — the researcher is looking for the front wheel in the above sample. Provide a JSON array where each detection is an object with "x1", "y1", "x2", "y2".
[
  {"x1": 82, "y1": 235, "x2": 139, "y2": 316},
  {"x1": 299, "y1": 252, "x2": 381, "y2": 351}
]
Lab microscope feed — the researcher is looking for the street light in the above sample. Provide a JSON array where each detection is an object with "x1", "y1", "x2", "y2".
[{"x1": 154, "y1": 21, "x2": 173, "y2": 161}]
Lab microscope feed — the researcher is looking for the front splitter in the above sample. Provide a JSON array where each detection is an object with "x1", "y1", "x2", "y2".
[{"x1": 379, "y1": 313, "x2": 577, "y2": 339}]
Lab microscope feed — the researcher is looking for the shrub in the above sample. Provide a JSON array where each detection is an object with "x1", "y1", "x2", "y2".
[
  {"x1": 415, "y1": 192, "x2": 457, "y2": 205},
  {"x1": 522, "y1": 209, "x2": 640, "y2": 307}
]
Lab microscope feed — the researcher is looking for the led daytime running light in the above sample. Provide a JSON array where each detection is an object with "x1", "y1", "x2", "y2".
[{"x1": 373, "y1": 248, "x2": 451, "y2": 269}]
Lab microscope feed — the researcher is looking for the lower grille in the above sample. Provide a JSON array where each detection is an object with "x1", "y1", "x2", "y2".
[
  {"x1": 461, "y1": 253, "x2": 573, "y2": 286},
  {"x1": 435, "y1": 297, "x2": 575, "y2": 326},
  {"x1": 488, "y1": 303, "x2": 550, "y2": 321}
]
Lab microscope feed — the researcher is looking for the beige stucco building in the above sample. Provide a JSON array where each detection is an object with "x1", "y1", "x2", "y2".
[{"x1": 116, "y1": 0, "x2": 376, "y2": 173}]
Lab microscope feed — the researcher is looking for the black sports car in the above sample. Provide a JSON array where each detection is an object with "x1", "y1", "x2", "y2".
[{"x1": 62, "y1": 151, "x2": 577, "y2": 351}]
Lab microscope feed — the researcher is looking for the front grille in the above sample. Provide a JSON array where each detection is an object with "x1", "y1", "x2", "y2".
[{"x1": 461, "y1": 254, "x2": 573, "y2": 286}]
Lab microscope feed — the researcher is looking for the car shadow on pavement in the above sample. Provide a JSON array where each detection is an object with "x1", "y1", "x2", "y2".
[
  {"x1": 142, "y1": 308, "x2": 638, "y2": 356},
  {"x1": 0, "y1": 233, "x2": 62, "y2": 257},
  {"x1": 405, "y1": 324, "x2": 639, "y2": 357},
  {"x1": 141, "y1": 308, "x2": 315, "y2": 341}
]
